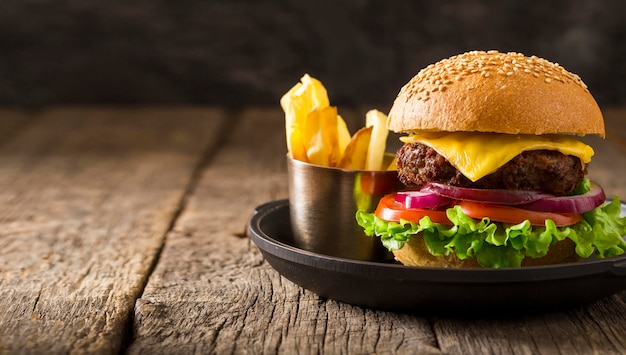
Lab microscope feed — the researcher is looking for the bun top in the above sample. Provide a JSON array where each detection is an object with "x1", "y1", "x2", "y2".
[{"x1": 387, "y1": 50, "x2": 605, "y2": 137}]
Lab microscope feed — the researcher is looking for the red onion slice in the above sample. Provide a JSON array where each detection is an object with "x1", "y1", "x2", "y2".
[
  {"x1": 395, "y1": 190, "x2": 452, "y2": 209},
  {"x1": 421, "y1": 183, "x2": 552, "y2": 205},
  {"x1": 519, "y1": 182, "x2": 606, "y2": 214}
]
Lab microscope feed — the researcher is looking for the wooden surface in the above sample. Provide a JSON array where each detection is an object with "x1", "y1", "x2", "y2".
[{"x1": 0, "y1": 106, "x2": 625, "y2": 354}]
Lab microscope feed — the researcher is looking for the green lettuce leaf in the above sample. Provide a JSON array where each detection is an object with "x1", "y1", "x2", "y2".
[{"x1": 356, "y1": 196, "x2": 626, "y2": 268}]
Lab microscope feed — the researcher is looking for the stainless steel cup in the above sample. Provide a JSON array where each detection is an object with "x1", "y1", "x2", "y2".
[{"x1": 287, "y1": 155, "x2": 401, "y2": 261}]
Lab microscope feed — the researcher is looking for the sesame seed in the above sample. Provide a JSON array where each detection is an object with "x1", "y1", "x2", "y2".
[{"x1": 403, "y1": 50, "x2": 590, "y2": 96}]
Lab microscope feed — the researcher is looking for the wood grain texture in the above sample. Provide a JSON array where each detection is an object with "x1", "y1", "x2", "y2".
[
  {"x1": 433, "y1": 295, "x2": 626, "y2": 355},
  {"x1": 129, "y1": 108, "x2": 442, "y2": 354},
  {"x1": 0, "y1": 107, "x2": 226, "y2": 353},
  {"x1": 2, "y1": 106, "x2": 625, "y2": 354}
]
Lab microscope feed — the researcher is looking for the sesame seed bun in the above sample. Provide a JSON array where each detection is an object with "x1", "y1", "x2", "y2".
[{"x1": 387, "y1": 50, "x2": 605, "y2": 137}]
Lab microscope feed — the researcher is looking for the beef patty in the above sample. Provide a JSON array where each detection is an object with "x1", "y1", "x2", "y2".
[{"x1": 397, "y1": 143, "x2": 586, "y2": 196}]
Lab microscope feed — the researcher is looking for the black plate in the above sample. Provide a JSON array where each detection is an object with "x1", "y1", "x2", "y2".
[{"x1": 248, "y1": 199, "x2": 626, "y2": 314}]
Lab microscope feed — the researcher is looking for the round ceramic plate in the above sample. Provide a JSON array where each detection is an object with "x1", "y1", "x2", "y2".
[{"x1": 248, "y1": 199, "x2": 626, "y2": 314}]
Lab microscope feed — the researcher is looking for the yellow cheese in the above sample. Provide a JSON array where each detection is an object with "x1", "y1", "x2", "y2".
[{"x1": 400, "y1": 132, "x2": 594, "y2": 182}]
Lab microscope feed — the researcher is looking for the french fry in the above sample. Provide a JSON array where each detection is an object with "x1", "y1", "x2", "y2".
[
  {"x1": 303, "y1": 106, "x2": 340, "y2": 166},
  {"x1": 336, "y1": 114, "x2": 351, "y2": 160},
  {"x1": 365, "y1": 109, "x2": 389, "y2": 170},
  {"x1": 280, "y1": 74, "x2": 331, "y2": 162},
  {"x1": 281, "y1": 74, "x2": 396, "y2": 171},
  {"x1": 338, "y1": 126, "x2": 373, "y2": 170},
  {"x1": 386, "y1": 156, "x2": 397, "y2": 170},
  {"x1": 281, "y1": 83, "x2": 305, "y2": 161}
]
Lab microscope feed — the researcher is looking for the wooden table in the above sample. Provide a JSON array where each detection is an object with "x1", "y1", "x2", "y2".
[{"x1": 0, "y1": 106, "x2": 624, "y2": 354}]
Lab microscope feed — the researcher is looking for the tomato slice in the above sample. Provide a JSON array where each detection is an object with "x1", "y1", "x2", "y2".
[
  {"x1": 375, "y1": 193, "x2": 452, "y2": 225},
  {"x1": 458, "y1": 201, "x2": 581, "y2": 227}
]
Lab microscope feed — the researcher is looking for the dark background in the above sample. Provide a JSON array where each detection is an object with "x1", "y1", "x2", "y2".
[{"x1": 1, "y1": 0, "x2": 624, "y2": 110}]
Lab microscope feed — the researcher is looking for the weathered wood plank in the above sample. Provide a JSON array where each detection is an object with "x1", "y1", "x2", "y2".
[
  {"x1": 0, "y1": 107, "x2": 226, "y2": 354},
  {"x1": 129, "y1": 107, "x2": 441, "y2": 354},
  {"x1": 434, "y1": 296, "x2": 626, "y2": 355}
]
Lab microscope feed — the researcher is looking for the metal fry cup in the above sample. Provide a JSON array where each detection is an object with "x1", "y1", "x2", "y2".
[{"x1": 287, "y1": 155, "x2": 401, "y2": 261}]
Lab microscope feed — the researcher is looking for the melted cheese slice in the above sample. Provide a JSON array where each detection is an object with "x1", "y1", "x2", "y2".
[{"x1": 401, "y1": 132, "x2": 594, "y2": 182}]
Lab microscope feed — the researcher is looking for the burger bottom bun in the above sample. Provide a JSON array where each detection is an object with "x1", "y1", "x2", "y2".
[{"x1": 392, "y1": 235, "x2": 580, "y2": 268}]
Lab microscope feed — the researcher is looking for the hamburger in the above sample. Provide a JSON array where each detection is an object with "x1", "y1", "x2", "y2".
[{"x1": 357, "y1": 50, "x2": 626, "y2": 268}]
